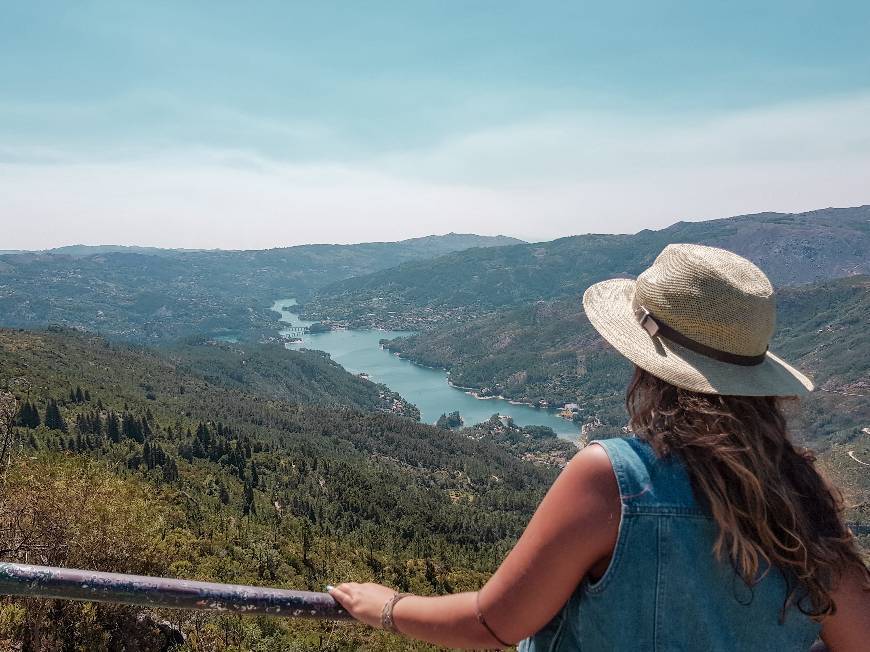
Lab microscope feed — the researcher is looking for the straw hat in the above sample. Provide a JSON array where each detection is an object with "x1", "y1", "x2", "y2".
[{"x1": 582, "y1": 244, "x2": 813, "y2": 396}]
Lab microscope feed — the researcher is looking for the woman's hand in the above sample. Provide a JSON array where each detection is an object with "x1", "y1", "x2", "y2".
[
  {"x1": 328, "y1": 582, "x2": 397, "y2": 628},
  {"x1": 327, "y1": 446, "x2": 620, "y2": 648}
]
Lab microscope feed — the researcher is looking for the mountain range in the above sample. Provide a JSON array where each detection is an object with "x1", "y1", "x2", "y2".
[
  {"x1": 0, "y1": 233, "x2": 520, "y2": 342},
  {"x1": 0, "y1": 204, "x2": 867, "y2": 650},
  {"x1": 301, "y1": 205, "x2": 870, "y2": 328},
  {"x1": 382, "y1": 275, "x2": 870, "y2": 446}
]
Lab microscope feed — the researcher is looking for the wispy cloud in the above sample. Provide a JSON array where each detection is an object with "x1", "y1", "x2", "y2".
[
  {"x1": 1, "y1": 94, "x2": 869, "y2": 248},
  {"x1": 378, "y1": 93, "x2": 870, "y2": 183},
  {"x1": 0, "y1": 92, "x2": 350, "y2": 163}
]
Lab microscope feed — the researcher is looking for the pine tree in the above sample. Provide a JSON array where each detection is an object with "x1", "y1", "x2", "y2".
[
  {"x1": 44, "y1": 400, "x2": 67, "y2": 432},
  {"x1": 106, "y1": 411, "x2": 120, "y2": 443},
  {"x1": 17, "y1": 401, "x2": 39, "y2": 428},
  {"x1": 301, "y1": 520, "x2": 312, "y2": 563},
  {"x1": 45, "y1": 399, "x2": 57, "y2": 428},
  {"x1": 75, "y1": 386, "x2": 84, "y2": 403},
  {"x1": 192, "y1": 437, "x2": 206, "y2": 459},
  {"x1": 122, "y1": 413, "x2": 143, "y2": 442},
  {"x1": 16, "y1": 402, "x2": 28, "y2": 427},
  {"x1": 122, "y1": 413, "x2": 134, "y2": 439},
  {"x1": 92, "y1": 411, "x2": 103, "y2": 436},
  {"x1": 179, "y1": 442, "x2": 193, "y2": 462},
  {"x1": 196, "y1": 423, "x2": 211, "y2": 446},
  {"x1": 243, "y1": 482, "x2": 256, "y2": 516},
  {"x1": 424, "y1": 557, "x2": 438, "y2": 590},
  {"x1": 163, "y1": 457, "x2": 178, "y2": 482}
]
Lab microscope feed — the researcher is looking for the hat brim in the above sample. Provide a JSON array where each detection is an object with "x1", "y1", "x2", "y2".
[{"x1": 582, "y1": 279, "x2": 813, "y2": 396}]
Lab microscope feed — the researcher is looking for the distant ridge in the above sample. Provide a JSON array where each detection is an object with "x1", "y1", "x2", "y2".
[
  {"x1": 10, "y1": 233, "x2": 524, "y2": 257},
  {"x1": 0, "y1": 232, "x2": 522, "y2": 342},
  {"x1": 45, "y1": 245, "x2": 206, "y2": 257},
  {"x1": 301, "y1": 204, "x2": 870, "y2": 328}
]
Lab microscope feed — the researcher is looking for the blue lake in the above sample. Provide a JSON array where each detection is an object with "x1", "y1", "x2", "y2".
[{"x1": 272, "y1": 299, "x2": 580, "y2": 439}]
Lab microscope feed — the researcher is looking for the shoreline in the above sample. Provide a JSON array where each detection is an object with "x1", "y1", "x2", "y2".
[
  {"x1": 271, "y1": 298, "x2": 581, "y2": 433},
  {"x1": 387, "y1": 340, "x2": 580, "y2": 423},
  {"x1": 386, "y1": 347, "x2": 575, "y2": 420}
]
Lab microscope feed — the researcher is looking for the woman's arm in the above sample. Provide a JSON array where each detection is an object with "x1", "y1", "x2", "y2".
[
  {"x1": 329, "y1": 443, "x2": 621, "y2": 648},
  {"x1": 820, "y1": 563, "x2": 870, "y2": 652}
]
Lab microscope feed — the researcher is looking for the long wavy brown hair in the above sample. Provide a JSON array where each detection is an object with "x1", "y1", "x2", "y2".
[{"x1": 626, "y1": 366, "x2": 869, "y2": 620}]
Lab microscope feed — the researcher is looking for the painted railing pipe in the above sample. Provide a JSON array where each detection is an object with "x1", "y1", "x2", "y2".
[{"x1": 0, "y1": 562, "x2": 351, "y2": 620}]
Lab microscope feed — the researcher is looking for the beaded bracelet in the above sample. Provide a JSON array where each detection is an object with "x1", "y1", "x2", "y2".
[{"x1": 381, "y1": 592, "x2": 411, "y2": 633}]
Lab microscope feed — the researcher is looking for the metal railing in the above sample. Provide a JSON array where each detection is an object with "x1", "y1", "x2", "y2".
[
  {"x1": 0, "y1": 562, "x2": 841, "y2": 651},
  {"x1": 0, "y1": 562, "x2": 350, "y2": 620}
]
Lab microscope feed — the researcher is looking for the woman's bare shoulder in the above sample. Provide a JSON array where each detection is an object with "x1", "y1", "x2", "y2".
[
  {"x1": 567, "y1": 442, "x2": 620, "y2": 491},
  {"x1": 821, "y1": 564, "x2": 870, "y2": 651},
  {"x1": 551, "y1": 443, "x2": 621, "y2": 532}
]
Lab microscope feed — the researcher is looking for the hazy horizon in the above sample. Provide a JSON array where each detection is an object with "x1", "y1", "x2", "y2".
[
  {"x1": 0, "y1": 231, "x2": 526, "y2": 253},
  {"x1": 2, "y1": 201, "x2": 870, "y2": 253},
  {"x1": 3, "y1": 2, "x2": 869, "y2": 249}
]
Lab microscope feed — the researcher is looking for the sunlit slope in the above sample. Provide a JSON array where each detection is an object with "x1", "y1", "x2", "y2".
[
  {"x1": 302, "y1": 205, "x2": 870, "y2": 327},
  {"x1": 380, "y1": 275, "x2": 869, "y2": 535},
  {"x1": 383, "y1": 275, "x2": 870, "y2": 446},
  {"x1": 166, "y1": 338, "x2": 419, "y2": 418},
  {"x1": 0, "y1": 233, "x2": 520, "y2": 343},
  {"x1": 0, "y1": 327, "x2": 556, "y2": 648}
]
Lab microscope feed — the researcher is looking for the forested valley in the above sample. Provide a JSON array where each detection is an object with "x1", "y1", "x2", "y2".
[
  {"x1": 0, "y1": 206, "x2": 867, "y2": 651},
  {"x1": 0, "y1": 329, "x2": 567, "y2": 650},
  {"x1": 297, "y1": 206, "x2": 870, "y2": 558}
]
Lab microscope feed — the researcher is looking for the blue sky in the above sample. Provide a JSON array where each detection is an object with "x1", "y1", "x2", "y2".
[{"x1": 2, "y1": 1, "x2": 869, "y2": 248}]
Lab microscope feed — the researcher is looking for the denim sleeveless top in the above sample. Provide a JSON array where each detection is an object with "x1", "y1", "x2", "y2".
[{"x1": 519, "y1": 437, "x2": 821, "y2": 651}]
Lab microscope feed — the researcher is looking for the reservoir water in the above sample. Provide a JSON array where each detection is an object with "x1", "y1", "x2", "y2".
[{"x1": 272, "y1": 299, "x2": 580, "y2": 439}]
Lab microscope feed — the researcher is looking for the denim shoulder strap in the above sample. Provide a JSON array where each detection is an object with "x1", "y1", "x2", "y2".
[{"x1": 593, "y1": 436, "x2": 704, "y2": 515}]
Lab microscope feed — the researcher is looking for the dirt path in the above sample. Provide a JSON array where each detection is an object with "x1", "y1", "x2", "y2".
[{"x1": 847, "y1": 451, "x2": 870, "y2": 466}]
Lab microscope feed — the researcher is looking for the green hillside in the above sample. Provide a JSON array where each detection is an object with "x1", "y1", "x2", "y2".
[
  {"x1": 0, "y1": 328, "x2": 558, "y2": 650},
  {"x1": 384, "y1": 297, "x2": 631, "y2": 428},
  {"x1": 166, "y1": 338, "x2": 419, "y2": 419},
  {"x1": 0, "y1": 213, "x2": 866, "y2": 649},
  {"x1": 381, "y1": 275, "x2": 870, "y2": 536},
  {"x1": 301, "y1": 205, "x2": 870, "y2": 328},
  {"x1": 383, "y1": 276, "x2": 870, "y2": 445},
  {"x1": 0, "y1": 233, "x2": 520, "y2": 344}
]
